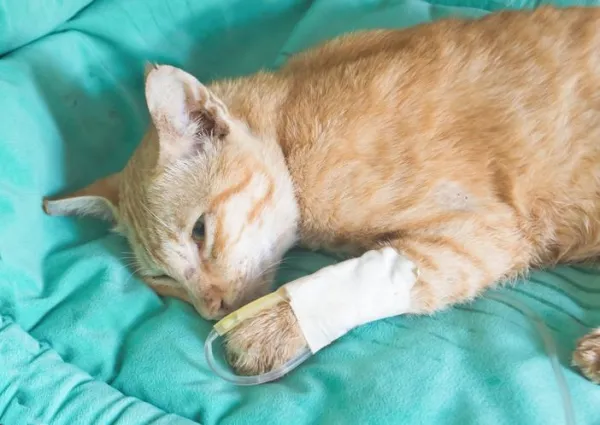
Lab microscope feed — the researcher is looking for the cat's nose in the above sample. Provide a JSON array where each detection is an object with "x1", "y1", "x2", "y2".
[
  {"x1": 194, "y1": 294, "x2": 233, "y2": 320},
  {"x1": 217, "y1": 299, "x2": 234, "y2": 316}
]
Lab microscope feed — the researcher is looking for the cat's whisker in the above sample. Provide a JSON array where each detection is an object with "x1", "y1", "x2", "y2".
[{"x1": 141, "y1": 203, "x2": 171, "y2": 232}]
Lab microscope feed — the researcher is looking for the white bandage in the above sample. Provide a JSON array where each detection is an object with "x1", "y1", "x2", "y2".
[{"x1": 284, "y1": 247, "x2": 418, "y2": 353}]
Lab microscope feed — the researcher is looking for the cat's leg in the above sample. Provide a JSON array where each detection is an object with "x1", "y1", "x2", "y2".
[
  {"x1": 573, "y1": 328, "x2": 600, "y2": 384},
  {"x1": 224, "y1": 247, "x2": 418, "y2": 375},
  {"x1": 225, "y1": 218, "x2": 531, "y2": 375}
]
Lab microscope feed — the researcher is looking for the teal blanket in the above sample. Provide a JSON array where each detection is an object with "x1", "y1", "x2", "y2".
[{"x1": 1, "y1": 0, "x2": 600, "y2": 424}]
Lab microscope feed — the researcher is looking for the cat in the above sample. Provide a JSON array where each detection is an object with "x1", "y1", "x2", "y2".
[{"x1": 43, "y1": 5, "x2": 600, "y2": 381}]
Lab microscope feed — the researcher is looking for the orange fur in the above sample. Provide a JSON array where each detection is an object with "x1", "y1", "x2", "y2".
[{"x1": 44, "y1": 6, "x2": 600, "y2": 379}]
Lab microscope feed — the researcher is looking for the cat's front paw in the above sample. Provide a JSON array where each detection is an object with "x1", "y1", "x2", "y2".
[
  {"x1": 573, "y1": 328, "x2": 600, "y2": 384},
  {"x1": 223, "y1": 301, "x2": 307, "y2": 375}
]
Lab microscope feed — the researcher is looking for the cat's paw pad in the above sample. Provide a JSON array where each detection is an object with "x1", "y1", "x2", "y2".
[
  {"x1": 573, "y1": 328, "x2": 600, "y2": 384},
  {"x1": 224, "y1": 301, "x2": 307, "y2": 375}
]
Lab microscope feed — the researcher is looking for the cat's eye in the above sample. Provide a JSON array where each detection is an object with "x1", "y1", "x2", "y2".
[
  {"x1": 147, "y1": 273, "x2": 173, "y2": 282},
  {"x1": 192, "y1": 216, "x2": 205, "y2": 240}
]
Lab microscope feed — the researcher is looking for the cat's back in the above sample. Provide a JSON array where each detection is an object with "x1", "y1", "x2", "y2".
[
  {"x1": 278, "y1": 5, "x2": 600, "y2": 148},
  {"x1": 281, "y1": 6, "x2": 600, "y2": 75},
  {"x1": 279, "y1": 5, "x2": 600, "y2": 146}
]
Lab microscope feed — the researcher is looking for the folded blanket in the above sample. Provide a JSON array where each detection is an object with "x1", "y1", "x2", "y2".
[
  {"x1": 0, "y1": 0, "x2": 93, "y2": 55},
  {"x1": 1, "y1": 0, "x2": 599, "y2": 424}
]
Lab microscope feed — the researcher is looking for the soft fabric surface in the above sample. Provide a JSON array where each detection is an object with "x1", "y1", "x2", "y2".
[{"x1": 1, "y1": 0, "x2": 600, "y2": 424}]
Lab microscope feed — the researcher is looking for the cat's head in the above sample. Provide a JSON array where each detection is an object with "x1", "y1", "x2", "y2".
[{"x1": 44, "y1": 65, "x2": 299, "y2": 320}]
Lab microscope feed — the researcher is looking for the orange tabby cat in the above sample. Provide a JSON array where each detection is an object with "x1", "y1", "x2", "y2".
[{"x1": 44, "y1": 6, "x2": 600, "y2": 382}]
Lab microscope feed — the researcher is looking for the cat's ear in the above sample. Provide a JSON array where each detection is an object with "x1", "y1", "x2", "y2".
[
  {"x1": 144, "y1": 65, "x2": 231, "y2": 161},
  {"x1": 42, "y1": 173, "x2": 120, "y2": 222}
]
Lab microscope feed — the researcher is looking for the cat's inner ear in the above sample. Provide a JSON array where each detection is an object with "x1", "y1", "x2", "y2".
[
  {"x1": 144, "y1": 65, "x2": 231, "y2": 158},
  {"x1": 42, "y1": 173, "x2": 120, "y2": 222}
]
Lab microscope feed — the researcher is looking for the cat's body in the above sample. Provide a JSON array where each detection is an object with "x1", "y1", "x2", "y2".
[
  {"x1": 45, "y1": 6, "x2": 600, "y2": 381},
  {"x1": 217, "y1": 7, "x2": 600, "y2": 266}
]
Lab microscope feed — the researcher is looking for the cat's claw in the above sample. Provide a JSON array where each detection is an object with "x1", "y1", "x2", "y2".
[{"x1": 223, "y1": 301, "x2": 308, "y2": 376}]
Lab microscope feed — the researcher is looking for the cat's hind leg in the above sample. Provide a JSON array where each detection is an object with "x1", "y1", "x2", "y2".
[{"x1": 573, "y1": 328, "x2": 600, "y2": 384}]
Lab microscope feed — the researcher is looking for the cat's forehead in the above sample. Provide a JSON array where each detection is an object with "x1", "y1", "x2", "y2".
[
  {"x1": 117, "y1": 123, "x2": 264, "y2": 245},
  {"x1": 119, "y1": 173, "x2": 194, "y2": 232},
  {"x1": 121, "y1": 132, "x2": 214, "y2": 206},
  {"x1": 117, "y1": 180, "x2": 194, "y2": 272}
]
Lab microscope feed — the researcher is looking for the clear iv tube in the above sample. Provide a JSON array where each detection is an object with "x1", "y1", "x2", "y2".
[
  {"x1": 484, "y1": 292, "x2": 576, "y2": 425},
  {"x1": 206, "y1": 285, "x2": 579, "y2": 421},
  {"x1": 204, "y1": 329, "x2": 312, "y2": 385}
]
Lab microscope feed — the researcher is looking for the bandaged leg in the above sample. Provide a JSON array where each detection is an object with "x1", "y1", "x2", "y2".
[
  {"x1": 211, "y1": 218, "x2": 528, "y2": 382},
  {"x1": 284, "y1": 247, "x2": 419, "y2": 353}
]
